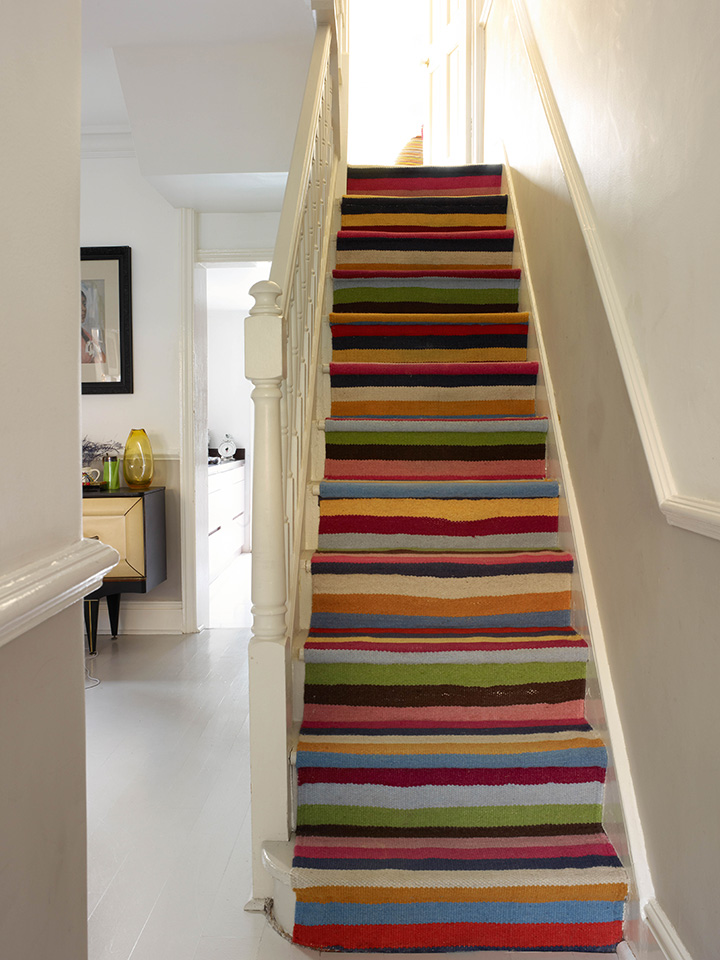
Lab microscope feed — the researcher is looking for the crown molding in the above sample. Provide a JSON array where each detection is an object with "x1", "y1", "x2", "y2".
[{"x1": 81, "y1": 125, "x2": 135, "y2": 160}]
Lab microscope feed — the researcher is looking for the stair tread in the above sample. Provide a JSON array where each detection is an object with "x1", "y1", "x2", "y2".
[{"x1": 345, "y1": 164, "x2": 503, "y2": 199}]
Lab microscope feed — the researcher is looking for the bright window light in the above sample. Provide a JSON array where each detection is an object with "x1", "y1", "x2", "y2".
[{"x1": 347, "y1": 0, "x2": 430, "y2": 165}]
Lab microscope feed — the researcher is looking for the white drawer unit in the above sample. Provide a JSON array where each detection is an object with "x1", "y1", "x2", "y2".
[{"x1": 208, "y1": 460, "x2": 246, "y2": 583}]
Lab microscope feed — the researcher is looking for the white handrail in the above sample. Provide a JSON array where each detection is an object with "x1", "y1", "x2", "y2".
[{"x1": 244, "y1": 4, "x2": 345, "y2": 902}]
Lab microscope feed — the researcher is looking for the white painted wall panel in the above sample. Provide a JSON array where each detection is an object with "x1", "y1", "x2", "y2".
[
  {"x1": 0, "y1": 0, "x2": 89, "y2": 955},
  {"x1": 484, "y1": 4, "x2": 720, "y2": 957},
  {"x1": 522, "y1": 0, "x2": 720, "y2": 500}
]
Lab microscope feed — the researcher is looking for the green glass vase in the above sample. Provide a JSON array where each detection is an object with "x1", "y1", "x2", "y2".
[{"x1": 123, "y1": 429, "x2": 154, "y2": 488}]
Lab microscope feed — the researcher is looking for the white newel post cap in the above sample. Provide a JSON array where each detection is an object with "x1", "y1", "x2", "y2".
[{"x1": 245, "y1": 280, "x2": 286, "y2": 381}]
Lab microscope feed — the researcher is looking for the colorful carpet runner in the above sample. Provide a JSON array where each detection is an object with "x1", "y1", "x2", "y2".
[{"x1": 291, "y1": 164, "x2": 628, "y2": 953}]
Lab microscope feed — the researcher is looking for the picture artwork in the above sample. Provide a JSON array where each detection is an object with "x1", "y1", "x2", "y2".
[{"x1": 81, "y1": 246, "x2": 133, "y2": 394}]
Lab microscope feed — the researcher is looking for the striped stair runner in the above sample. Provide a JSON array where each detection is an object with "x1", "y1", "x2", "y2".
[{"x1": 291, "y1": 164, "x2": 628, "y2": 953}]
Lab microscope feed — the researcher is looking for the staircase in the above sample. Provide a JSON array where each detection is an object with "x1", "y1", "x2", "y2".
[{"x1": 263, "y1": 164, "x2": 630, "y2": 953}]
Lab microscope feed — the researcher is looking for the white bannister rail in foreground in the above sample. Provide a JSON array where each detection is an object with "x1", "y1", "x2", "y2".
[{"x1": 244, "y1": 1, "x2": 346, "y2": 903}]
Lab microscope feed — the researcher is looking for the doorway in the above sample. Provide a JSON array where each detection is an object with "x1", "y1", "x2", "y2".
[{"x1": 204, "y1": 261, "x2": 270, "y2": 628}]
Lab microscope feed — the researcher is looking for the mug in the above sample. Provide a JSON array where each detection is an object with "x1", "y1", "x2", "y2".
[{"x1": 82, "y1": 468, "x2": 101, "y2": 485}]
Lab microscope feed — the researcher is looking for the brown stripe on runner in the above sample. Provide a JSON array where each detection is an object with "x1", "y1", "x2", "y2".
[
  {"x1": 303, "y1": 679, "x2": 586, "y2": 708},
  {"x1": 324, "y1": 444, "x2": 546, "y2": 462},
  {"x1": 296, "y1": 822, "x2": 606, "y2": 838},
  {"x1": 333, "y1": 301, "x2": 519, "y2": 314}
]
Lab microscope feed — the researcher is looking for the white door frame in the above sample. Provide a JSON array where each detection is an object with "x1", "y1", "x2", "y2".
[
  {"x1": 427, "y1": 0, "x2": 478, "y2": 164},
  {"x1": 180, "y1": 236, "x2": 274, "y2": 633},
  {"x1": 180, "y1": 209, "x2": 209, "y2": 633}
]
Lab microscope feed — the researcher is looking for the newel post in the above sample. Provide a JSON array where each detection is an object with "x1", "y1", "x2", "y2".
[{"x1": 244, "y1": 280, "x2": 291, "y2": 905}]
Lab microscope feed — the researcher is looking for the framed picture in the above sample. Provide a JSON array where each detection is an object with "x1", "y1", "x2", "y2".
[{"x1": 81, "y1": 246, "x2": 133, "y2": 394}]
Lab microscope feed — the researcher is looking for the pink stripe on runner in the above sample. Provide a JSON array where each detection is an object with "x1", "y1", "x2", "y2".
[
  {"x1": 294, "y1": 842, "x2": 616, "y2": 861},
  {"x1": 295, "y1": 833, "x2": 608, "y2": 851},
  {"x1": 324, "y1": 460, "x2": 545, "y2": 481},
  {"x1": 346, "y1": 176, "x2": 501, "y2": 192},
  {"x1": 329, "y1": 361, "x2": 538, "y2": 376},
  {"x1": 310, "y1": 550, "x2": 572, "y2": 566},
  {"x1": 347, "y1": 187, "x2": 502, "y2": 197},
  {"x1": 304, "y1": 640, "x2": 586, "y2": 652},
  {"x1": 302, "y1": 702, "x2": 585, "y2": 724}
]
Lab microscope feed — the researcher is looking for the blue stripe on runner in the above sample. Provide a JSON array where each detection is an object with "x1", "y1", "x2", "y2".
[
  {"x1": 295, "y1": 898, "x2": 625, "y2": 927},
  {"x1": 297, "y1": 781, "x2": 603, "y2": 808},
  {"x1": 310, "y1": 611, "x2": 574, "y2": 629},
  {"x1": 294, "y1": 748, "x2": 608, "y2": 769},
  {"x1": 324, "y1": 417, "x2": 550, "y2": 433},
  {"x1": 318, "y1": 481, "x2": 559, "y2": 499}
]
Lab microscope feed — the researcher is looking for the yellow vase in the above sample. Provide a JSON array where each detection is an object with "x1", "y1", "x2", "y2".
[{"x1": 123, "y1": 429, "x2": 154, "y2": 488}]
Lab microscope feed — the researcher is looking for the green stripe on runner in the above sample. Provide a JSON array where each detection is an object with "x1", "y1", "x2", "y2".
[
  {"x1": 296, "y1": 804, "x2": 604, "y2": 828},
  {"x1": 333, "y1": 288, "x2": 519, "y2": 306},
  {"x1": 304, "y1": 662, "x2": 585, "y2": 688}
]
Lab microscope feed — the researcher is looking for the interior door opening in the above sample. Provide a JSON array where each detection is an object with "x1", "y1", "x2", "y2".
[{"x1": 205, "y1": 261, "x2": 270, "y2": 628}]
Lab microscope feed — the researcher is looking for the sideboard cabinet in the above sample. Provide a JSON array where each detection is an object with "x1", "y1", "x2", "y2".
[{"x1": 82, "y1": 486, "x2": 167, "y2": 652}]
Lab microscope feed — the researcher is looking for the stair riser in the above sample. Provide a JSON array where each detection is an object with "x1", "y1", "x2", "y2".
[
  {"x1": 317, "y1": 483, "x2": 560, "y2": 552},
  {"x1": 345, "y1": 164, "x2": 504, "y2": 198},
  {"x1": 331, "y1": 321, "x2": 529, "y2": 363},
  {"x1": 324, "y1": 423, "x2": 548, "y2": 482},
  {"x1": 340, "y1": 195, "x2": 509, "y2": 233},
  {"x1": 333, "y1": 279, "x2": 520, "y2": 314},
  {"x1": 310, "y1": 553, "x2": 574, "y2": 633},
  {"x1": 329, "y1": 365, "x2": 538, "y2": 419}
]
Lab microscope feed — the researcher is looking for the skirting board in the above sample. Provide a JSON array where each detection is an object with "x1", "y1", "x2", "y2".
[
  {"x1": 95, "y1": 600, "x2": 184, "y2": 636},
  {"x1": 644, "y1": 900, "x2": 694, "y2": 960}
]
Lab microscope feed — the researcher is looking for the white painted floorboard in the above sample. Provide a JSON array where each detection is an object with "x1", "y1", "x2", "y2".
[{"x1": 85, "y1": 627, "x2": 618, "y2": 960}]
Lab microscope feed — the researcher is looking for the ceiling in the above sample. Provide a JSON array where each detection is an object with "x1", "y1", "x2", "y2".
[{"x1": 81, "y1": 0, "x2": 316, "y2": 212}]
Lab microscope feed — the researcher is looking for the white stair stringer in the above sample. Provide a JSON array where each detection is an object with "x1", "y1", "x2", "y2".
[{"x1": 262, "y1": 840, "x2": 296, "y2": 938}]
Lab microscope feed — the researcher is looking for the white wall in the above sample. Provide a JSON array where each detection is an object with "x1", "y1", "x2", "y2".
[
  {"x1": 0, "y1": 0, "x2": 89, "y2": 956},
  {"x1": 80, "y1": 157, "x2": 183, "y2": 611},
  {"x1": 521, "y1": 0, "x2": 720, "y2": 502},
  {"x1": 199, "y1": 212, "x2": 280, "y2": 254},
  {"x1": 81, "y1": 157, "x2": 182, "y2": 454},
  {"x1": 484, "y1": 4, "x2": 720, "y2": 957}
]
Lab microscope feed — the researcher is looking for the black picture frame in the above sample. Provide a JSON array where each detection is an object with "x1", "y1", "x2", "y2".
[{"x1": 81, "y1": 245, "x2": 133, "y2": 394}]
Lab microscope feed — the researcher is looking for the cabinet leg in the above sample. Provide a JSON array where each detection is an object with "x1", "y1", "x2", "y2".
[
  {"x1": 84, "y1": 599, "x2": 100, "y2": 655},
  {"x1": 106, "y1": 594, "x2": 121, "y2": 638}
]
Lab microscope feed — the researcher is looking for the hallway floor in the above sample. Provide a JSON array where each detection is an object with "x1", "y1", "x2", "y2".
[{"x1": 85, "y1": 629, "x2": 624, "y2": 960}]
